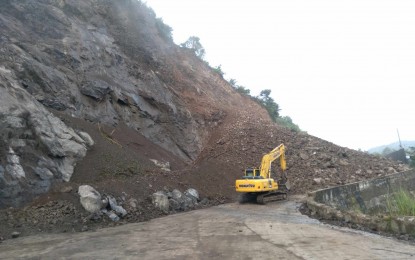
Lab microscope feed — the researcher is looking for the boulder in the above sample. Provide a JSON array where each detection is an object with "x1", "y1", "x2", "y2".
[
  {"x1": 184, "y1": 188, "x2": 200, "y2": 201},
  {"x1": 152, "y1": 191, "x2": 169, "y2": 212},
  {"x1": 76, "y1": 131, "x2": 95, "y2": 147},
  {"x1": 171, "y1": 189, "x2": 183, "y2": 200},
  {"x1": 182, "y1": 195, "x2": 195, "y2": 210},
  {"x1": 168, "y1": 198, "x2": 181, "y2": 211},
  {"x1": 101, "y1": 208, "x2": 119, "y2": 222},
  {"x1": 78, "y1": 185, "x2": 102, "y2": 213},
  {"x1": 108, "y1": 195, "x2": 127, "y2": 217}
]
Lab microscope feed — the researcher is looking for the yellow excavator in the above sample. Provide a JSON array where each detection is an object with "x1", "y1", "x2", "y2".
[{"x1": 235, "y1": 144, "x2": 290, "y2": 204}]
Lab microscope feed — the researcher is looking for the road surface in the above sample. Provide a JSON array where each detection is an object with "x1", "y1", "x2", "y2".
[{"x1": 1, "y1": 197, "x2": 414, "y2": 259}]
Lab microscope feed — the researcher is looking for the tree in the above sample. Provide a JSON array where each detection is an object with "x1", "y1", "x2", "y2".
[
  {"x1": 228, "y1": 79, "x2": 237, "y2": 87},
  {"x1": 235, "y1": 85, "x2": 250, "y2": 95},
  {"x1": 180, "y1": 36, "x2": 205, "y2": 59},
  {"x1": 258, "y1": 89, "x2": 280, "y2": 120},
  {"x1": 213, "y1": 65, "x2": 224, "y2": 77},
  {"x1": 155, "y1": 18, "x2": 173, "y2": 41}
]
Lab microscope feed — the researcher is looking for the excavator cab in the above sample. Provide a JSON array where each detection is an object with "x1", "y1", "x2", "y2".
[{"x1": 243, "y1": 168, "x2": 262, "y2": 179}]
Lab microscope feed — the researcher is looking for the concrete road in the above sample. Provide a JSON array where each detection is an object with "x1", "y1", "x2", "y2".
[{"x1": 1, "y1": 198, "x2": 414, "y2": 259}]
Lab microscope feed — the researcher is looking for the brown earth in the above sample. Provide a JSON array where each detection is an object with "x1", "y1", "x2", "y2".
[
  {"x1": 0, "y1": 97, "x2": 408, "y2": 241},
  {"x1": 0, "y1": 0, "x2": 410, "y2": 242}
]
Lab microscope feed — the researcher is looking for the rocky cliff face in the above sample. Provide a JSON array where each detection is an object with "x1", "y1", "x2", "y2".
[
  {"x1": 0, "y1": 66, "x2": 93, "y2": 207},
  {"x1": 0, "y1": 0, "x2": 240, "y2": 207},
  {"x1": 0, "y1": 0, "x2": 409, "y2": 212}
]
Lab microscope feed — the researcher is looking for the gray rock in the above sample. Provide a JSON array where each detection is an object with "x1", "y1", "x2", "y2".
[
  {"x1": 168, "y1": 198, "x2": 180, "y2": 211},
  {"x1": 78, "y1": 185, "x2": 102, "y2": 213},
  {"x1": 80, "y1": 80, "x2": 112, "y2": 101},
  {"x1": 108, "y1": 196, "x2": 127, "y2": 217},
  {"x1": 171, "y1": 189, "x2": 183, "y2": 200},
  {"x1": 0, "y1": 68, "x2": 91, "y2": 208},
  {"x1": 107, "y1": 211, "x2": 120, "y2": 222},
  {"x1": 184, "y1": 188, "x2": 199, "y2": 201},
  {"x1": 150, "y1": 159, "x2": 171, "y2": 171},
  {"x1": 5, "y1": 148, "x2": 25, "y2": 179},
  {"x1": 76, "y1": 131, "x2": 94, "y2": 147},
  {"x1": 101, "y1": 209, "x2": 120, "y2": 222},
  {"x1": 152, "y1": 191, "x2": 169, "y2": 212},
  {"x1": 34, "y1": 167, "x2": 54, "y2": 180},
  {"x1": 182, "y1": 195, "x2": 195, "y2": 210}
]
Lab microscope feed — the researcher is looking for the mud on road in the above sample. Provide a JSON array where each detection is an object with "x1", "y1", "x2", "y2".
[{"x1": 1, "y1": 196, "x2": 414, "y2": 260}]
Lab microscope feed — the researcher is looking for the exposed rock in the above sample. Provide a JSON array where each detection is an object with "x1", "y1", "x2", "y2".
[
  {"x1": 171, "y1": 189, "x2": 183, "y2": 200},
  {"x1": 184, "y1": 188, "x2": 200, "y2": 201},
  {"x1": 80, "y1": 80, "x2": 112, "y2": 101},
  {"x1": 152, "y1": 191, "x2": 169, "y2": 212},
  {"x1": 78, "y1": 185, "x2": 102, "y2": 213},
  {"x1": 0, "y1": 67, "x2": 92, "y2": 208},
  {"x1": 76, "y1": 131, "x2": 95, "y2": 147},
  {"x1": 313, "y1": 178, "x2": 323, "y2": 185},
  {"x1": 5, "y1": 148, "x2": 25, "y2": 179},
  {"x1": 101, "y1": 209, "x2": 119, "y2": 222},
  {"x1": 150, "y1": 159, "x2": 171, "y2": 171},
  {"x1": 168, "y1": 199, "x2": 180, "y2": 211},
  {"x1": 108, "y1": 196, "x2": 127, "y2": 217}
]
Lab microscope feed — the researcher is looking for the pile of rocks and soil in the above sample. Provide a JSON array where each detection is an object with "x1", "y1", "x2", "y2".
[{"x1": 0, "y1": 0, "x2": 409, "y2": 241}]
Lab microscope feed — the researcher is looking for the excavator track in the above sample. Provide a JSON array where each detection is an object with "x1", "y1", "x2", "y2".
[{"x1": 256, "y1": 191, "x2": 287, "y2": 204}]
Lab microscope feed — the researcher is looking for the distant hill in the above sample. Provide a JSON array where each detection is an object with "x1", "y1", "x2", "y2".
[{"x1": 368, "y1": 140, "x2": 415, "y2": 154}]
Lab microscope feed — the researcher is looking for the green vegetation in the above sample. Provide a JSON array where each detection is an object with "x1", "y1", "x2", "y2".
[
  {"x1": 228, "y1": 79, "x2": 301, "y2": 131},
  {"x1": 178, "y1": 33, "x2": 300, "y2": 131},
  {"x1": 387, "y1": 189, "x2": 415, "y2": 216},
  {"x1": 275, "y1": 116, "x2": 301, "y2": 132},
  {"x1": 212, "y1": 65, "x2": 224, "y2": 77},
  {"x1": 155, "y1": 17, "x2": 173, "y2": 41},
  {"x1": 257, "y1": 89, "x2": 280, "y2": 119},
  {"x1": 180, "y1": 36, "x2": 206, "y2": 59}
]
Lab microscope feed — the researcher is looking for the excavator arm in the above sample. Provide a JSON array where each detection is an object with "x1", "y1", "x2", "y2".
[{"x1": 259, "y1": 144, "x2": 286, "y2": 179}]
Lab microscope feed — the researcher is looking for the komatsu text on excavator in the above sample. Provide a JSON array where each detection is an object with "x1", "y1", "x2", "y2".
[{"x1": 235, "y1": 144, "x2": 290, "y2": 204}]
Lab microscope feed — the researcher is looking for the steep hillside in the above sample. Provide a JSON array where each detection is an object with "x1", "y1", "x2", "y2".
[
  {"x1": 0, "y1": 0, "x2": 243, "y2": 207},
  {"x1": 0, "y1": 0, "x2": 409, "y2": 239}
]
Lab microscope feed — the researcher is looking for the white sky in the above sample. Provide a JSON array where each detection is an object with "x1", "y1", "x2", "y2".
[{"x1": 144, "y1": 0, "x2": 415, "y2": 151}]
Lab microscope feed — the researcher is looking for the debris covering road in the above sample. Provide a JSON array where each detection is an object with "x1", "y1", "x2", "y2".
[{"x1": 1, "y1": 197, "x2": 413, "y2": 260}]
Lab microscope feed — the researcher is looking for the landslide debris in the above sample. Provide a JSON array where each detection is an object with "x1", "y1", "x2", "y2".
[{"x1": 0, "y1": 0, "x2": 409, "y2": 241}]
